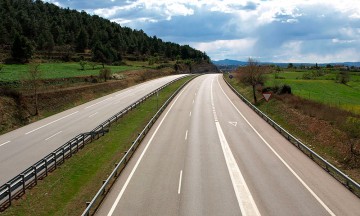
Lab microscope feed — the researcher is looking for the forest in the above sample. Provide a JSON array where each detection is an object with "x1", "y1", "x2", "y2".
[{"x1": 0, "y1": 0, "x2": 210, "y2": 63}]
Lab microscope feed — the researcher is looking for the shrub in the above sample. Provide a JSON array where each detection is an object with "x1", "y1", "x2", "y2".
[
  {"x1": 99, "y1": 68, "x2": 112, "y2": 82},
  {"x1": 302, "y1": 72, "x2": 312, "y2": 80},
  {"x1": 279, "y1": 85, "x2": 292, "y2": 94},
  {"x1": 79, "y1": 60, "x2": 87, "y2": 70},
  {"x1": 112, "y1": 61, "x2": 126, "y2": 66}
]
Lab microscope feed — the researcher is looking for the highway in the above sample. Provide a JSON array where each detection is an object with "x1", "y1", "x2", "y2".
[
  {"x1": 96, "y1": 74, "x2": 360, "y2": 216},
  {"x1": 0, "y1": 74, "x2": 187, "y2": 185}
]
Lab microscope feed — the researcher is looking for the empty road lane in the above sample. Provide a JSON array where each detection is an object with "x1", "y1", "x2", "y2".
[
  {"x1": 0, "y1": 75, "x2": 186, "y2": 185},
  {"x1": 96, "y1": 74, "x2": 360, "y2": 216}
]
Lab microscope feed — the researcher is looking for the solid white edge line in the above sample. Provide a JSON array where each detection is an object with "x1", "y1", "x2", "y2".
[
  {"x1": 0, "y1": 141, "x2": 11, "y2": 147},
  {"x1": 45, "y1": 131, "x2": 63, "y2": 141},
  {"x1": 178, "y1": 170, "x2": 183, "y2": 194},
  {"x1": 185, "y1": 130, "x2": 188, "y2": 140},
  {"x1": 211, "y1": 78, "x2": 261, "y2": 216},
  {"x1": 85, "y1": 97, "x2": 113, "y2": 109},
  {"x1": 25, "y1": 111, "x2": 79, "y2": 135},
  {"x1": 216, "y1": 76, "x2": 336, "y2": 216},
  {"x1": 107, "y1": 87, "x2": 188, "y2": 216}
]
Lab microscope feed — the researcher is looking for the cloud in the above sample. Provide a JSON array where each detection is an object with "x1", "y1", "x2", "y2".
[
  {"x1": 191, "y1": 38, "x2": 257, "y2": 60},
  {"x1": 44, "y1": 0, "x2": 360, "y2": 62}
]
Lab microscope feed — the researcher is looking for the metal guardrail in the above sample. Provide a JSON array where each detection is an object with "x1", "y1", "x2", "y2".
[
  {"x1": 223, "y1": 75, "x2": 360, "y2": 198},
  {"x1": 81, "y1": 75, "x2": 199, "y2": 216},
  {"x1": 0, "y1": 75, "x2": 190, "y2": 211}
]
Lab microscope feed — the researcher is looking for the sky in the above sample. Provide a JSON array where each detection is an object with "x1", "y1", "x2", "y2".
[{"x1": 44, "y1": 0, "x2": 360, "y2": 63}]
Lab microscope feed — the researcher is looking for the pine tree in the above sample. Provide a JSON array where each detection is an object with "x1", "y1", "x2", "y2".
[{"x1": 11, "y1": 34, "x2": 34, "y2": 62}]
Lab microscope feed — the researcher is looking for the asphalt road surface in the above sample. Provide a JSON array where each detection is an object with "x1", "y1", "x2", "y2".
[
  {"x1": 0, "y1": 75, "x2": 186, "y2": 185},
  {"x1": 96, "y1": 74, "x2": 360, "y2": 216}
]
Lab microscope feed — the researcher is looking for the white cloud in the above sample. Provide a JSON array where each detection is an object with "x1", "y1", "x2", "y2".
[
  {"x1": 191, "y1": 38, "x2": 257, "y2": 60},
  {"x1": 48, "y1": 0, "x2": 360, "y2": 62}
]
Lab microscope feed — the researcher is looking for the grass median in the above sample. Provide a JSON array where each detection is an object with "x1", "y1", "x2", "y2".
[{"x1": 2, "y1": 75, "x2": 194, "y2": 216}]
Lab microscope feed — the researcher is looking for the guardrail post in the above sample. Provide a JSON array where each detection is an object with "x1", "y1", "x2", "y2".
[
  {"x1": 76, "y1": 137, "x2": 79, "y2": 152},
  {"x1": 45, "y1": 159, "x2": 48, "y2": 176},
  {"x1": 69, "y1": 143, "x2": 73, "y2": 157},
  {"x1": 82, "y1": 134, "x2": 85, "y2": 148},
  {"x1": 6, "y1": 183, "x2": 11, "y2": 206},
  {"x1": 33, "y1": 166, "x2": 37, "y2": 185},
  {"x1": 114, "y1": 163, "x2": 119, "y2": 177},
  {"x1": 52, "y1": 153, "x2": 57, "y2": 169},
  {"x1": 102, "y1": 180, "x2": 106, "y2": 195},
  {"x1": 62, "y1": 147, "x2": 65, "y2": 163},
  {"x1": 21, "y1": 174, "x2": 25, "y2": 193}
]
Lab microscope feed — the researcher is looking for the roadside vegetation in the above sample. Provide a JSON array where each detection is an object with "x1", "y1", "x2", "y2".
[
  {"x1": 227, "y1": 62, "x2": 360, "y2": 182},
  {"x1": 0, "y1": 62, "x2": 141, "y2": 81},
  {"x1": 1, "y1": 75, "x2": 194, "y2": 216}
]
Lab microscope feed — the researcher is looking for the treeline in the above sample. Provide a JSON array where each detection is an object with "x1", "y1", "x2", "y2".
[{"x1": 0, "y1": 0, "x2": 209, "y2": 63}]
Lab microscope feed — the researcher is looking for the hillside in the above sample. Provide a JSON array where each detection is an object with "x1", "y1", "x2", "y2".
[{"x1": 0, "y1": 0, "x2": 209, "y2": 63}]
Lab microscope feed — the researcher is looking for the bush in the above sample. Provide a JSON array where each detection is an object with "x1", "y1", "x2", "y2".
[
  {"x1": 279, "y1": 85, "x2": 292, "y2": 94},
  {"x1": 262, "y1": 84, "x2": 291, "y2": 95},
  {"x1": 112, "y1": 61, "x2": 126, "y2": 66},
  {"x1": 99, "y1": 68, "x2": 112, "y2": 82},
  {"x1": 91, "y1": 78, "x2": 98, "y2": 83},
  {"x1": 79, "y1": 60, "x2": 87, "y2": 70},
  {"x1": 302, "y1": 72, "x2": 312, "y2": 80}
]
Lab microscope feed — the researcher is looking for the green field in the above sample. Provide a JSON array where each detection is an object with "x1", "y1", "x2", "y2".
[
  {"x1": 266, "y1": 70, "x2": 360, "y2": 114},
  {"x1": 0, "y1": 62, "x2": 141, "y2": 81}
]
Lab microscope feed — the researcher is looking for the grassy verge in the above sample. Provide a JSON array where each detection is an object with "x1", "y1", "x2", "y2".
[
  {"x1": 0, "y1": 62, "x2": 141, "y2": 81},
  {"x1": 265, "y1": 70, "x2": 360, "y2": 114},
  {"x1": 2, "y1": 75, "x2": 194, "y2": 216},
  {"x1": 225, "y1": 76, "x2": 360, "y2": 182}
]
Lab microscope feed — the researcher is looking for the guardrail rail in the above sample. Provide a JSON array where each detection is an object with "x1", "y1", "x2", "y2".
[
  {"x1": 223, "y1": 75, "x2": 360, "y2": 198},
  {"x1": 0, "y1": 75, "x2": 191, "y2": 211},
  {"x1": 81, "y1": 75, "x2": 199, "y2": 216}
]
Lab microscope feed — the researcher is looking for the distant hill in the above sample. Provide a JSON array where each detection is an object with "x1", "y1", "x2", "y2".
[
  {"x1": 0, "y1": 0, "x2": 209, "y2": 63},
  {"x1": 212, "y1": 59, "x2": 247, "y2": 66},
  {"x1": 213, "y1": 59, "x2": 360, "y2": 67}
]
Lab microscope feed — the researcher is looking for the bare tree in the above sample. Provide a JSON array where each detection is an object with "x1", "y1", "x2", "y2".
[
  {"x1": 27, "y1": 63, "x2": 42, "y2": 115},
  {"x1": 236, "y1": 58, "x2": 267, "y2": 103}
]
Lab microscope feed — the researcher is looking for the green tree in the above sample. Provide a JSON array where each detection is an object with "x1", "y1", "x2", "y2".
[
  {"x1": 76, "y1": 27, "x2": 89, "y2": 52},
  {"x1": 11, "y1": 34, "x2": 34, "y2": 62},
  {"x1": 88, "y1": 62, "x2": 97, "y2": 70},
  {"x1": 336, "y1": 71, "x2": 350, "y2": 85}
]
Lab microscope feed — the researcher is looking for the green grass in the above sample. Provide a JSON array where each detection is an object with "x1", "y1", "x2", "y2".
[
  {"x1": 1, "y1": 75, "x2": 194, "y2": 216},
  {"x1": 266, "y1": 70, "x2": 360, "y2": 114},
  {"x1": 0, "y1": 62, "x2": 141, "y2": 81},
  {"x1": 124, "y1": 60, "x2": 176, "y2": 69}
]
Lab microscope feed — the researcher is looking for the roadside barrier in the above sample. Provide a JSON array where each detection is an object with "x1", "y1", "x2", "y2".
[
  {"x1": 81, "y1": 75, "x2": 199, "y2": 216},
  {"x1": 223, "y1": 75, "x2": 360, "y2": 198},
  {"x1": 0, "y1": 75, "x2": 190, "y2": 211}
]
